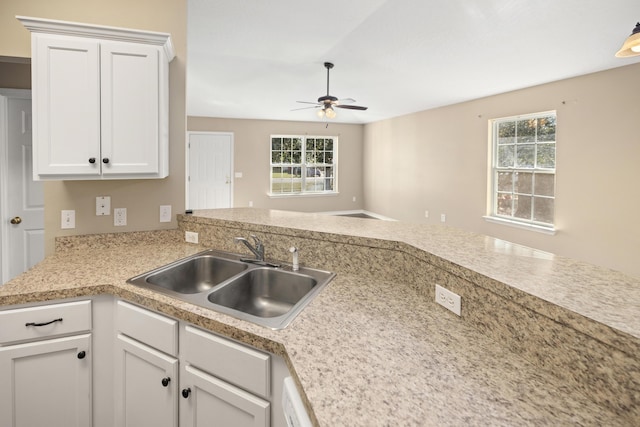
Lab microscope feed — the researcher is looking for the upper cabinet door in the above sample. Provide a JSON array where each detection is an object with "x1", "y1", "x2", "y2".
[
  {"x1": 101, "y1": 42, "x2": 160, "y2": 176},
  {"x1": 19, "y1": 16, "x2": 173, "y2": 181},
  {"x1": 33, "y1": 35, "x2": 101, "y2": 177}
]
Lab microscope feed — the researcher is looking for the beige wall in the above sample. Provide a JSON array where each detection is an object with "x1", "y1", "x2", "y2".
[
  {"x1": 364, "y1": 63, "x2": 640, "y2": 278},
  {"x1": 188, "y1": 117, "x2": 364, "y2": 213},
  {"x1": 0, "y1": 60, "x2": 31, "y2": 89},
  {"x1": 1, "y1": 0, "x2": 187, "y2": 254}
]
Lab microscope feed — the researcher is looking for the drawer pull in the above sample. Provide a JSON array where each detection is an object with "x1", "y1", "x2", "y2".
[
  {"x1": 25, "y1": 317, "x2": 63, "y2": 327},
  {"x1": 181, "y1": 388, "x2": 191, "y2": 398},
  {"x1": 161, "y1": 377, "x2": 171, "y2": 387},
  {"x1": 77, "y1": 351, "x2": 86, "y2": 359}
]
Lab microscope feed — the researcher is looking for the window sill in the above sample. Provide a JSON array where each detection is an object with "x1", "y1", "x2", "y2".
[
  {"x1": 267, "y1": 192, "x2": 339, "y2": 199},
  {"x1": 483, "y1": 216, "x2": 556, "y2": 235}
]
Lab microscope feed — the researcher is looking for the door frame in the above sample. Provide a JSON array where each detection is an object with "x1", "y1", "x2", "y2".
[
  {"x1": 0, "y1": 89, "x2": 32, "y2": 283},
  {"x1": 185, "y1": 131, "x2": 234, "y2": 210}
]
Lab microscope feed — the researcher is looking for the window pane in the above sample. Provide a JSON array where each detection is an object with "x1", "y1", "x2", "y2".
[
  {"x1": 517, "y1": 119, "x2": 536, "y2": 143},
  {"x1": 514, "y1": 195, "x2": 532, "y2": 220},
  {"x1": 271, "y1": 151, "x2": 281, "y2": 163},
  {"x1": 497, "y1": 193, "x2": 513, "y2": 216},
  {"x1": 306, "y1": 139, "x2": 315, "y2": 151},
  {"x1": 325, "y1": 139, "x2": 333, "y2": 150},
  {"x1": 515, "y1": 172, "x2": 533, "y2": 194},
  {"x1": 516, "y1": 144, "x2": 535, "y2": 168},
  {"x1": 292, "y1": 138, "x2": 302, "y2": 150},
  {"x1": 271, "y1": 138, "x2": 282, "y2": 150},
  {"x1": 292, "y1": 151, "x2": 301, "y2": 163},
  {"x1": 498, "y1": 122, "x2": 515, "y2": 144},
  {"x1": 536, "y1": 143, "x2": 555, "y2": 169},
  {"x1": 497, "y1": 172, "x2": 513, "y2": 192},
  {"x1": 534, "y1": 173, "x2": 555, "y2": 197},
  {"x1": 533, "y1": 197, "x2": 554, "y2": 223},
  {"x1": 537, "y1": 116, "x2": 556, "y2": 142},
  {"x1": 498, "y1": 145, "x2": 514, "y2": 167}
]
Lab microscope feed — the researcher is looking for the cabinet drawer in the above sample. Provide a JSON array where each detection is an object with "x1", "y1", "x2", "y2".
[
  {"x1": 184, "y1": 325, "x2": 270, "y2": 398},
  {"x1": 0, "y1": 300, "x2": 92, "y2": 345},
  {"x1": 115, "y1": 300, "x2": 178, "y2": 356}
]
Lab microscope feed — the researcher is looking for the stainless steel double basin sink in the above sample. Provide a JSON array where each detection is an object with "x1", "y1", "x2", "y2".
[{"x1": 127, "y1": 249, "x2": 336, "y2": 330}]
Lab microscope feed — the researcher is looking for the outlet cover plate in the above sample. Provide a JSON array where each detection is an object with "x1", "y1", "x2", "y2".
[
  {"x1": 114, "y1": 208, "x2": 127, "y2": 226},
  {"x1": 435, "y1": 284, "x2": 461, "y2": 316}
]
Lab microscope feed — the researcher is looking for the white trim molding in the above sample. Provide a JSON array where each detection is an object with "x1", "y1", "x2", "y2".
[{"x1": 16, "y1": 15, "x2": 175, "y2": 61}]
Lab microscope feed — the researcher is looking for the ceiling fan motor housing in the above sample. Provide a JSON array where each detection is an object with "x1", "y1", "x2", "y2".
[{"x1": 318, "y1": 95, "x2": 338, "y2": 104}]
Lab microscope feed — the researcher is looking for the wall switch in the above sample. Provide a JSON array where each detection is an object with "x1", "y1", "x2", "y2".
[
  {"x1": 435, "y1": 284, "x2": 461, "y2": 316},
  {"x1": 425, "y1": 210, "x2": 429, "y2": 218},
  {"x1": 185, "y1": 231, "x2": 199, "y2": 244},
  {"x1": 61, "y1": 210, "x2": 75, "y2": 229},
  {"x1": 248, "y1": 201, "x2": 253, "y2": 207},
  {"x1": 114, "y1": 208, "x2": 127, "y2": 226},
  {"x1": 96, "y1": 196, "x2": 110, "y2": 216},
  {"x1": 440, "y1": 213, "x2": 446, "y2": 223},
  {"x1": 160, "y1": 205, "x2": 172, "y2": 222},
  {"x1": 234, "y1": 172, "x2": 243, "y2": 178},
  {"x1": 353, "y1": 196, "x2": 357, "y2": 202}
]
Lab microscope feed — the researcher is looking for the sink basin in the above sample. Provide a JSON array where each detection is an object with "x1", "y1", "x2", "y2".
[
  {"x1": 127, "y1": 249, "x2": 336, "y2": 329},
  {"x1": 128, "y1": 251, "x2": 247, "y2": 294},
  {"x1": 207, "y1": 268, "x2": 317, "y2": 318}
]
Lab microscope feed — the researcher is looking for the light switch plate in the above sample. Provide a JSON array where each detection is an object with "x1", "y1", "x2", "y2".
[
  {"x1": 96, "y1": 196, "x2": 111, "y2": 216},
  {"x1": 160, "y1": 205, "x2": 172, "y2": 222},
  {"x1": 61, "y1": 210, "x2": 75, "y2": 229}
]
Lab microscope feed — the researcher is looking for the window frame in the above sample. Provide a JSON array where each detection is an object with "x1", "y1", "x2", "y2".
[
  {"x1": 269, "y1": 135, "x2": 338, "y2": 197},
  {"x1": 486, "y1": 111, "x2": 557, "y2": 233}
]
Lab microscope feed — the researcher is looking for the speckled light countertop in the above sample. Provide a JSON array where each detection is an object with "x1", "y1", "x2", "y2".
[
  {"x1": 1, "y1": 210, "x2": 638, "y2": 426},
  {"x1": 182, "y1": 208, "x2": 640, "y2": 343}
]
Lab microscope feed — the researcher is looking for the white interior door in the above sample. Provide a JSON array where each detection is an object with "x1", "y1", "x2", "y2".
[
  {"x1": 187, "y1": 132, "x2": 233, "y2": 209},
  {"x1": 0, "y1": 90, "x2": 45, "y2": 284}
]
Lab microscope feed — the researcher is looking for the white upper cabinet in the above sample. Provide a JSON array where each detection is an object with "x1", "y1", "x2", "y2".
[{"x1": 18, "y1": 16, "x2": 174, "y2": 180}]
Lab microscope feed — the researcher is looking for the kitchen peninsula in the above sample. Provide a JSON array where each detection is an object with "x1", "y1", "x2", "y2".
[{"x1": 1, "y1": 208, "x2": 638, "y2": 426}]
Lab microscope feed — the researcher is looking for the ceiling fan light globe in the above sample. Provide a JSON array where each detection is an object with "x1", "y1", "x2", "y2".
[
  {"x1": 316, "y1": 109, "x2": 325, "y2": 118},
  {"x1": 325, "y1": 107, "x2": 337, "y2": 119}
]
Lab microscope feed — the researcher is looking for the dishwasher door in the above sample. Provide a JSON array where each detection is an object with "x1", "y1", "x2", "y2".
[{"x1": 282, "y1": 377, "x2": 312, "y2": 427}]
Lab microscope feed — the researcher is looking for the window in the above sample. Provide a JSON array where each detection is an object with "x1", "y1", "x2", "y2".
[
  {"x1": 270, "y1": 135, "x2": 337, "y2": 195},
  {"x1": 489, "y1": 112, "x2": 556, "y2": 231}
]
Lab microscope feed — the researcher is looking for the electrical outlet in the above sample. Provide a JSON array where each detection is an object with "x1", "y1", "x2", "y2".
[
  {"x1": 440, "y1": 213, "x2": 446, "y2": 223},
  {"x1": 114, "y1": 208, "x2": 127, "y2": 226},
  {"x1": 424, "y1": 210, "x2": 429, "y2": 218},
  {"x1": 435, "y1": 284, "x2": 461, "y2": 316},
  {"x1": 160, "y1": 205, "x2": 172, "y2": 222},
  {"x1": 61, "y1": 210, "x2": 75, "y2": 229},
  {"x1": 185, "y1": 231, "x2": 199, "y2": 244}
]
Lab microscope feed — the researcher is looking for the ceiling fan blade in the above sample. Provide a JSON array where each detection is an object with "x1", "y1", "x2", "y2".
[
  {"x1": 296, "y1": 101, "x2": 321, "y2": 105},
  {"x1": 337, "y1": 98, "x2": 356, "y2": 104},
  {"x1": 291, "y1": 105, "x2": 321, "y2": 111},
  {"x1": 335, "y1": 104, "x2": 368, "y2": 111}
]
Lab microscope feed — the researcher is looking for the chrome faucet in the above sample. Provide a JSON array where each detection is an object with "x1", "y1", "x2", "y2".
[{"x1": 234, "y1": 235, "x2": 264, "y2": 261}]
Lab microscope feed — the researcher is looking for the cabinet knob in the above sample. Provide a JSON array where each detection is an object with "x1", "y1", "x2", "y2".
[
  {"x1": 181, "y1": 388, "x2": 191, "y2": 398},
  {"x1": 102, "y1": 158, "x2": 110, "y2": 164},
  {"x1": 161, "y1": 377, "x2": 171, "y2": 387},
  {"x1": 89, "y1": 157, "x2": 96, "y2": 164},
  {"x1": 77, "y1": 351, "x2": 86, "y2": 359}
]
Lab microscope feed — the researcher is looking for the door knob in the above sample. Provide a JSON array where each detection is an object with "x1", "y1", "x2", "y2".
[{"x1": 10, "y1": 217, "x2": 22, "y2": 225}]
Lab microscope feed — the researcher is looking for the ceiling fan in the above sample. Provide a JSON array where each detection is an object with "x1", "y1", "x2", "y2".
[{"x1": 294, "y1": 62, "x2": 368, "y2": 119}]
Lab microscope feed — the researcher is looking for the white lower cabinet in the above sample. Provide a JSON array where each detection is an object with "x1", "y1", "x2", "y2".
[
  {"x1": 114, "y1": 333, "x2": 179, "y2": 427},
  {"x1": 114, "y1": 300, "x2": 281, "y2": 427},
  {"x1": 0, "y1": 297, "x2": 291, "y2": 427},
  {"x1": 181, "y1": 364, "x2": 270, "y2": 427},
  {"x1": 0, "y1": 300, "x2": 93, "y2": 427}
]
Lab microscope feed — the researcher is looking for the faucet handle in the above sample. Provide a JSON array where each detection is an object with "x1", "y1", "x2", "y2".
[{"x1": 250, "y1": 235, "x2": 262, "y2": 246}]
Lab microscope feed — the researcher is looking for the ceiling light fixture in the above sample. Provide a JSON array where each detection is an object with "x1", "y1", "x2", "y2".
[{"x1": 615, "y1": 22, "x2": 640, "y2": 57}]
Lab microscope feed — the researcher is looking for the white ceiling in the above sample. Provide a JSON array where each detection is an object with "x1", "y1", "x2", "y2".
[{"x1": 187, "y1": 0, "x2": 640, "y2": 124}]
